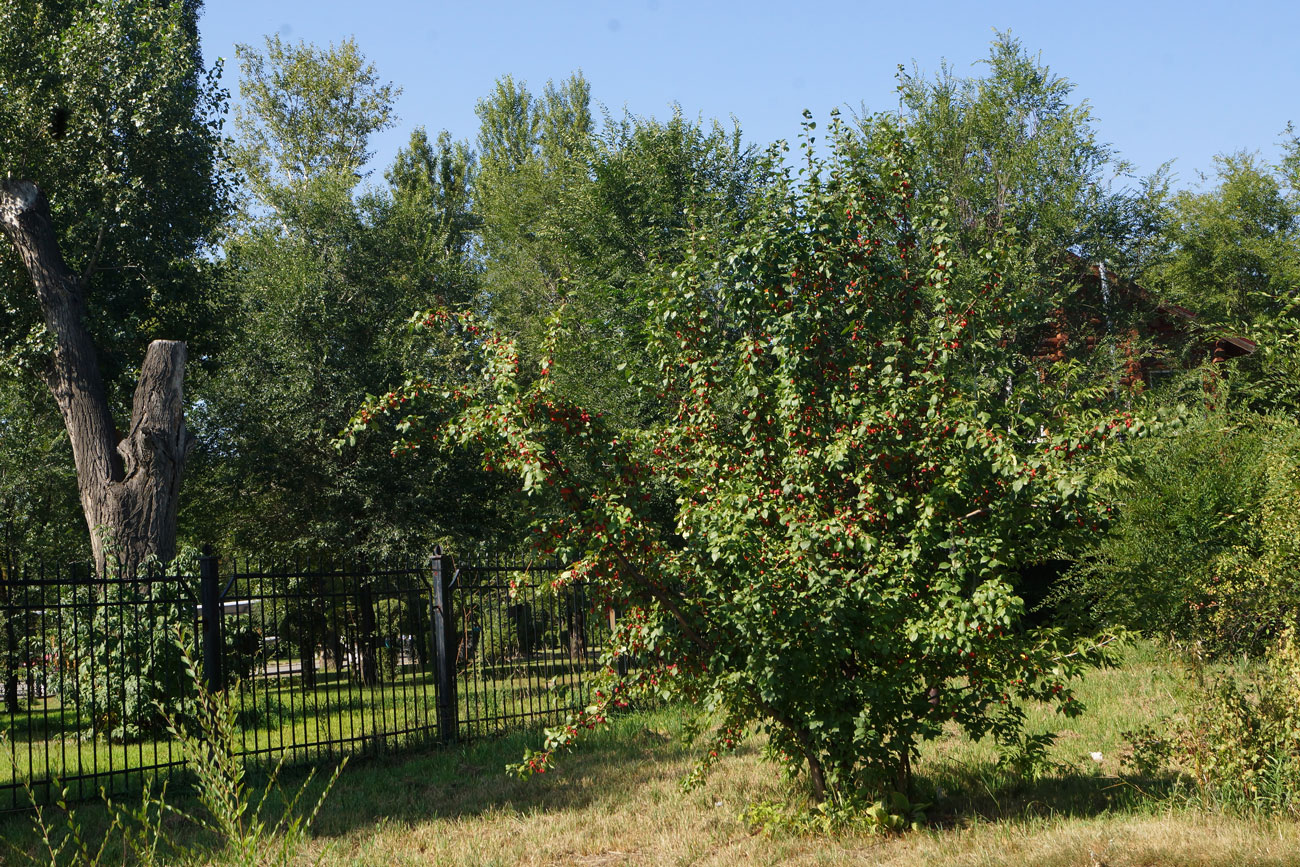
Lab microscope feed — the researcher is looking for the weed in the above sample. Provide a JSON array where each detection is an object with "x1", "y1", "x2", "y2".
[
  {"x1": 741, "y1": 790, "x2": 929, "y2": 837},
  {"x1": 3, "y1": 627, "x2": 345, "y2": 866}
]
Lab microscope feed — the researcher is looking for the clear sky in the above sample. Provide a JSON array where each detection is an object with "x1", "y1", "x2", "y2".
[{"x1": 199, "y1": 0, "x2": 1300, "y2": 192}]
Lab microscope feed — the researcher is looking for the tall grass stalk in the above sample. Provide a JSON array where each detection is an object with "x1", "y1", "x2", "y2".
[{"x1": 3, "y1": 627, "x2": 345, "y2": 866}]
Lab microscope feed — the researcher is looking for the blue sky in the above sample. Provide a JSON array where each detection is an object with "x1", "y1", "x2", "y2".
[{"x1": 199, "y1": 1, "x2": 1300, "y2": 192}]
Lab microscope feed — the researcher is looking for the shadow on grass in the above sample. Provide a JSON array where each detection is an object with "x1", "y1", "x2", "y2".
[
  {"x1": 0, "y1": 704, "x2": 700, "y2": 859},
  {"x1": 919, "y1": 762, "x2": 1185, "y2": 827},
  {"x1": 294, "y1": 712, "x2": 1178, "y2": 841},
  {"x1": 305, "y1": 708, "x2": 706, "y2": 839},
  {"x1": 0, "y1": 707, "x2": 1185, "y2": 861}
]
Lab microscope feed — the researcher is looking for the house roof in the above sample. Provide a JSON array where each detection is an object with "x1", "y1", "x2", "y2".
[
  {"x1": 1069, "y1": 255, "x2": 1258, "y2": 357},
  {"x1": 1155, "y1": 301, "x2": 1258, "y2": 356}
]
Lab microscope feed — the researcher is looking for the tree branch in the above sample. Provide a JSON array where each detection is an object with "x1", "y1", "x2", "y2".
[
  {"x1": 611, "y1": 548, "x2": 713, "y2": 655},
  {"x1": 81, "y1": 221, "x2": 106, "y2": 283}
]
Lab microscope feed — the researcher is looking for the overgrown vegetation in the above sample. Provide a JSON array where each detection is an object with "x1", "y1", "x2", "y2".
[
  {"x1": 1067, "y1": 413, "x2": 1300, "y2": 656},
  {"x1": 2, "y1": 4, "x2": 1300, "y2": 857},
  {"x1": 351, "y1": 111, "x2": 1134, "y2": 805},
  {"x1": 1125, "y1": 630, "x2": 1300, "y2": 817},
  {"x1": 9, "y1": 642, "x2": 1299, "y2": 866}
]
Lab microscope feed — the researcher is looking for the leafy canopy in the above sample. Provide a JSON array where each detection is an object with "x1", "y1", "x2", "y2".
[
  {"x1": 1144, "y1": 150, "x2": 1300, "y2": 329},
  {"x1": 0, "y1": 0, "x2": 228, "y2": 393},
  {"x1": 471, "y1": 73, "x2": 762, "y2": 439},
  {"x1": 189, "y1": 37, "x2": 502, "y2": 557},
  {"x1": 232, "y1": 34, "x2": 398, "y2": 219},
  {"x1": 895, "y1": 32, "x2": 1150, "y2": 272}
]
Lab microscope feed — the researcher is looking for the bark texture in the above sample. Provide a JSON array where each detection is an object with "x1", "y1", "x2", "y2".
[{"x1": 0, "y1": 179, "x2": 193, "y2": 573}]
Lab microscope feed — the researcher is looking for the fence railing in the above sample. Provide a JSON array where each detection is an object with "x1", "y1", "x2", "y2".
[{"x1": 0, "y1": 551, "x2": 604, "y2": 812}]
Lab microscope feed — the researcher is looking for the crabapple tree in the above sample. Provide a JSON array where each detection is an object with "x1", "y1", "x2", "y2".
[{"x1": 346, "y1": 116, "x2": 1128, "y2": 803}]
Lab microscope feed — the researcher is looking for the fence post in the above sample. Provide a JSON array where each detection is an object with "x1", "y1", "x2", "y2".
[
  {"x1": 430, "y1": 549, "x2": 458, "y2": 745},
  {"x1": 199, "y1": 546, "x2": 224, "y2": 693}
]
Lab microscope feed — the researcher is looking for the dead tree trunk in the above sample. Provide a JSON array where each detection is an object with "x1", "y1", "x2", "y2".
[{"x1": 0, "y1": 179, "x2": 192, "y2": 574}]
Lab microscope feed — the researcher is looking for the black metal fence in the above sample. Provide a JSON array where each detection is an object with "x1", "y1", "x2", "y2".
[{"x1": 0, "y1": 551, "x2": 605, "y2": 812}]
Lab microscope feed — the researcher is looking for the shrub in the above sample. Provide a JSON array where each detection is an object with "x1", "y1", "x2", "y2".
[
  {"x1": 1070, "y1": 415, "x2": 1300, "y2": 655},
  {"x1": 742, "y1": 790, "x2": 929, "y2": 836},
  {"x1": 476, "y1": 597, "x2": 547, "y2": 666},
  {"x1": 70, "y1": 573, "x2": 196, "y2": 743},
  {"x1": 160, "y1": 631, "x2": 346, "y2": 866},
  {"x1": 348, "y1": 115, "x2": 1127, "y2": 803},
  {"x1": 1205, "y1": 430, "x2": 1300, "y2": 652},
  {"x1": 1126, "y1": 629, "x2": 1300, "y2": 815},
  {"x1": 224, "y1": 622, "x2": 266, "y2": 683}
]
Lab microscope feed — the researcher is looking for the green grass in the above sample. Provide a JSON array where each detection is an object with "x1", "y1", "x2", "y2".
[
  {"x1": 4, "y1": 640, "x2": 1299, "y2": 865},
  {"x1": 912, "y1": 639, "x2": 1200, "y2": 820},
  {"x1": 1, "y1": 651, "x2": 597, "y2": 808}
]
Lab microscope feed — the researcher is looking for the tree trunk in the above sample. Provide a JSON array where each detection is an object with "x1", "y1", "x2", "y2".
[
  {"x1": 298, "y1": 634, "x2": 318, "y2": 689},
  {"x1": 896, "y1": 745, "x2": 912, "y2": 798},
  {"x1": 357, "y1": 584, "x2": 379, "y2": 687},
  {"x1": 0, "y1": 179, "x2": 192, "y2": 574},
  {"x1": 806, "y1": 751, "x2": 829, "y2": 804},
  {"x1": 566, "y1": 585, "x2": 587, "y2": 662}
]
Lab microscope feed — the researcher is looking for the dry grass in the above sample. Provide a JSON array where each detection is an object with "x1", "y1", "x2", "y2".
[
  {"x1": 296, "y1": 711, "x2": 1300, "y2": 867},
  {"x1": 292, "y1": 643, "x2": 1299, "y2": 866},
  {"x1": 5, "y1": 641, "x2": 1300, "y2": 866}
]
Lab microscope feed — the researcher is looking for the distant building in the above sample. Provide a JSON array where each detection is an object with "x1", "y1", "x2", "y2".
[{"x1": 1033, "y1": 258, "x2": 1256, "y2": 391}]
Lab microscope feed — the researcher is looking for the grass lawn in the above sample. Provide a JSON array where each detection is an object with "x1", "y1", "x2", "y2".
[
  {"x1": 4, "y1": 641, "x2": 1300, "y2": 865},
  {"x1": 1, "y1": 652, "x2": 597, "y2": 809}
]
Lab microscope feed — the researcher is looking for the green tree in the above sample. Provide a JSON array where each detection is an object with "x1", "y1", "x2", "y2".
[
  {"x1": 350, "y1": 116, "x2": 1128, "y2": 803},
  {"x1": 188, "y1": 38, "x2": 503, "y2": 557},
  {"x1": 473, "y1": 74, "x2": 761, "y2": 431},
  {"x1": 1282, "y1": 123, "x2": 1300, "y2": 193},
  {"x1": 896, "y1": 32, "x2": 1152, "y2": 273},
  {"x1": 473, "y1": 74, "x2": 593, "y2": 354},
  {"x1": 1145, "y1": 152, "x2": 1299, "y2": 327},
  {"x1": 1128, "y1": 133, "x2": 1300, "y2": 416},
  {"x1": 0, "y1": 0, "x2": 228, "y2": 571},
  {"x1": 893, "y1": 33, "x2": 1169, "y2": 404},
  {"x1": 381, "y1": 127, "x2": 478, "y2": 261},
  {"x1": 1234, "y1": 131, "x2": 1300, "y2": 416},
  {"x1": 230, "y1": 34, "x2": 398, "y2": 222},
  {"x1": 0, "y1": 378, "x2": 81, "y2": 566},
  {"x1": 548, "y1": 108, "x2": 760, "y2": 429},
  {"x1": 1142, "y1": 147, "x2": 1300, "y2": 392}
]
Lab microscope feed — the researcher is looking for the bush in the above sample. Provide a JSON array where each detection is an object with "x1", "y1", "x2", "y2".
[
  {"x1": 351, "y1": 115, "x2": 1128, "y2": 803},
  {"x1": 1071, "y1": 414, "x2": 1300, "y2": 655},
  {"x1": 742, "y1": 790, "x2": 929, "y2": 836},
  {"x1": 71, "y1": 574, "x2": 196, "y2": 742},
  {"x1": 1206, "y1": 431, "x2": 1300, "y2": 652},
  {"x1": 1126, "y1": 629, "x2": 1300, "y2": 815},
  {"x1": 224, "y1": 622, "x2": 266, "y2": 683}
]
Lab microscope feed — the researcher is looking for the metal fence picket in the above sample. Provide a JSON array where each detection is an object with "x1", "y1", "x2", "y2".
[{"x1": 0, "y1": 551, "x2": 602, "y2": 813}]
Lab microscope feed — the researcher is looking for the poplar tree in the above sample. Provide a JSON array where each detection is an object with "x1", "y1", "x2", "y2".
[
  {"x1": 195, "y1": 37, "x2": 500, "y2": 556},
  {"x1": 0, "y1": 0, "x2": 227, "y2": 571}
]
